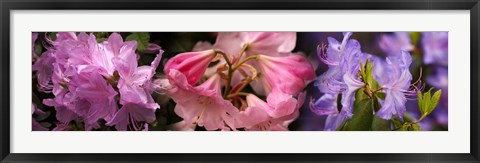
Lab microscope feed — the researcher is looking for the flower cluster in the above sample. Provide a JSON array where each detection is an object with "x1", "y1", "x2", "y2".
[
  {"x1": 157, "y1": 32, "x2": 315, "y2": 130},
  {"x1": 32, "y1": 32, "x2": 163, "y2": 130},
  {"x1": 311, "y1": 32, "x2": 422, "y2": 130}
]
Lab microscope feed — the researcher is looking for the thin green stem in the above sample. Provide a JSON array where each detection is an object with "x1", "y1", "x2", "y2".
[
  {"x1": 233, "y1": 55, "x2": 259, "y2": 71},
  {"x1": 235, "y1": 44, "x2": 249, "y2": 64},
  {"x1": 215, "y1": 50, "x2": 234, "y2": 98},
  {"x1": 215, "y1": 50, "x2": 232, "y2": 67},
  {"x1": 415, "y1": 114, "x2": 428, "y2": 123},
  {"x1": 227, "y1": 92, "x2": 251, "y2": 99}
]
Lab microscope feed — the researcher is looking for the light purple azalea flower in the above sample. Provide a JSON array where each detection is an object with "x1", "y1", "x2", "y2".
[
  {"x1": 313, "y1": 32, "x2": 371, "y2": 118},
  {"x1": 315, "y1": 32, "x2": 355, "y2": 94},
  {"x1": 379, "y1": 32, "x2": 414, "y2": 56},
  {"x1": 375, "y1": 51, "x2": 413, "y2": 120},
  {"x1": 324, "y1": 113, "x2": 347, "y2": 131},
  {"x1": 422, "y1": 32, "x2": 448, "y2": 66}
]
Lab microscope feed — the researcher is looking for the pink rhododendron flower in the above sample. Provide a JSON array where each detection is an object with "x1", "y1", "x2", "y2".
[
  {"x1": 237, "y1": 90, "x2": 305, "y2": 131},
  {"x1": 162, "y1": 70, "x2": 238, "y2": 130},
  {"x1": 164, "y1": 50, "x2": 216, "y2": 85},
  {"x1": 214, "y1": 32, "x2": 296, "y2": 57},
  {"x1": 255, "y1": 54, "x2": 315, "y2": 95}
]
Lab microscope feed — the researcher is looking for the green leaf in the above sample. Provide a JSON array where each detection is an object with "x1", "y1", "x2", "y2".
[
  {"x1": 410, "y1": 32, "x2": 421, "y2": 45},
  {"x1": 40, "y1": 122, "x2": 52, "y2": 128},
  {"x1": 371, "y1": 79, "x2": 381, "y2": 91},
  {"x1": 34, "y1": 111, "x2": 51, "y2": 121},
  {"x1": 396, "y1": 125, "x2": 409, "y2": 131},
  {"x1": 49, "y1": 32, "x2": 57, "y2": 41},
  {"x1": 392, "y1": 119, "x2": 403, "y2": 128},
  {"x1": 372, "y1": 117, "x2": 392, "y2": 131},
  {"x1": 364, "y1": 59, "x2": 373, "y2": 84},
  {"x1": 335, "y1": 119, "x2": 348, "y2": 131},
  {"x1": 372, "y1": 95, "x2": 381, "y2": 113},
  {"x1": 375, "y1": 92, "x2": 386, "y2": 100},
  {"x1": 126, "y1": 32, "x2": 150, "y2": 52},
  {"x1": 32, "y1": 93, "x2": 43, "y2": 110},
  {"x1": 410, "y1": 124, "x2": 423, "y2": 131},
  {"x1": 342, "y1": 91, "x2": 374, "y2": 131},
  {"x1": 422, "y1": 88, "x2": 432, "y2": 115},
  {"x1": 428, "y1": 90, "x2": 442, "y2": 113},
  {"x1": 417, "y1": 90, "x2": 424, "y2": 114}
]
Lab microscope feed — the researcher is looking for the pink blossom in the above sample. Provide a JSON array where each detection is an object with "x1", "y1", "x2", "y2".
[
  {"x1": 237, "y1": 90, "x2": 305, "y2": 131},
  {"x1": 164, "y1": 50, "x2": 216, "y2": 85},
  {"x1": 214, "y1": 32, "x2": 296, "y2": 57},
  {"x1": 32, "y1": 104, "x2": 48, "y2": 131},
  {"x1": 162, "y1": 70, "x2": 238, "y2": 130},
  {"x1": 107, "y1": 47, "x2": 163, "y2": 131},
  {"x1": 255, "y1": 54, "x2": 315, "y2": 95}
]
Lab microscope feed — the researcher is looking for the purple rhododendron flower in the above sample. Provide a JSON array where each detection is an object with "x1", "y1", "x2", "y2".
[
  {"x1": 312, "y1": 32, "x2": 371, "y2": 119},
  {"x1": 422, "y1": 32, "x2": 448, "y2": 65},
  {"x1": 375, "y1": 51, "x2": 413, "y2": 120},
  {"x1": 379, "y1": 32, "x2": 414, "y2": 56}
]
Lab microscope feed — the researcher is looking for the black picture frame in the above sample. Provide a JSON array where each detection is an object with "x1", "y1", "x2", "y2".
[{"x1": 1, "y1": 0, "x2": 479, "y2": 162}]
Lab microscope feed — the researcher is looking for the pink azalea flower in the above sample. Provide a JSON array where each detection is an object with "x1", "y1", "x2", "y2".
[
  {"x1": 107, "y1": 102, "x2": 158, "y2": 131},
  {"x1": 162, "y1": 69, "x2": 238, "y2": 130},
  {"x1": 167, "y1": 120, "x2": 196, "y2": 131},
  {"x1": 107, "y1": 48, "x2": 163, "y2": 131},
  {"x1": 69, "y1": 66, "x2": 119, "y2": 127},
  {"x1": 32, "y1": 104, "x2": 48, "y2": 131},
  {"x1": 164, "y1": 50, "x2": 216, "y2": 85},
  {"x1": 93, "y1": 33, "x2": 138, "y2": 76},
  {"x1": 52, "y1": 123, "x2": 70, "y2": 131},
  {"x1": 237, "y1": 89, "x2": 305, "y2": 131},
  {"x1": 255, "y1": 54, "x2": 315, "y2": 95}
]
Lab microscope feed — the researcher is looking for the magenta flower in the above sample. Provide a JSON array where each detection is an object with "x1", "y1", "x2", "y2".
[
  {"x1": 255, "y1": 54, "x2": 315, "y2": 95},
  {"x1": 164, "y1": 50, "x2": 216, "y2": 85}
]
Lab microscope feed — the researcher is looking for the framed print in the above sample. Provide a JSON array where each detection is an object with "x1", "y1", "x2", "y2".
[{"x1": 1, "y1": 0, "x2": 479, "y2": 162}]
